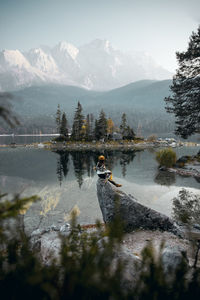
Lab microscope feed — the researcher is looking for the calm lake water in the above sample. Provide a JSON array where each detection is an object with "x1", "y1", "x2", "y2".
[
  {"x1": 0, "y1": 135, "x2": 57, "y2": 145},
  {"x1": 0, "y1": 146, "x2": 199, "y2": 233}
]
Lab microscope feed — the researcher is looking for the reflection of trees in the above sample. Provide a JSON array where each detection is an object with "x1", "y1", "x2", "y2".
[
  {"x1": 71, "y1": 152, "x2": 84, "y2": 188},
  {"x1": 154, "y1": 170, "x2": 176, "y2": 186},
  {"x1": 71, "y1": 151, "x2": 96, "y2": 188},
  {"x1": 93, "y1": 150, "x2": 136, "y2": 177},
  {"x1": 54, "y1": 150, "x2": 137, "y2": 187},
  {"x1": 55, "y1": 150, "x2": 69, "y2": 186},
  {"x1": 119, "y1": 151, "x2": 136, "y2": 177},
  {"x1": 93, "y1": 151, "x2": 121, "y2": 171},
  {"x1": 84, "y1": 153, "x2": 95, "y2": 177}
]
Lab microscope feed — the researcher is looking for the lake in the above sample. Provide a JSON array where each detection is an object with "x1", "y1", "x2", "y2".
[
  {"x1": 0, "y1": 146, "x2": 199, "y2": 234},
  {"x1": 0, "y1": 134, "x2": 58, "y2": 145}
]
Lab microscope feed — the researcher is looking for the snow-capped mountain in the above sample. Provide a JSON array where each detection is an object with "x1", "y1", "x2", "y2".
[{"x1": 0, "y1": 39, "x2": 172, "y2": 91}]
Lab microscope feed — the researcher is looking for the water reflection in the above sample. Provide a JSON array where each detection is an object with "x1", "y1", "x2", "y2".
[
  {"x1": 154, "y1": 170, "x2": 176, "y2": 186},
  {"x1": 55, "y1": 150, "x2": 70, "y2": 186},
  {"x1": 71, "y1": 152, "x2": 90, "y2": 188},
  {"x1": 53, "y1": 148, "x2": 199, "y2": 189},
  {"x1": 119, "y1": 151, "x2": 136, "y2": 177},
  {"x1": 54, "y1": 150, "x2": 136, "y2": 187}
]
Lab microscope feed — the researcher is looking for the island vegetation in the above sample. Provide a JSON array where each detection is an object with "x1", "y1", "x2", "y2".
[{"x1": 54, "y1": 102, "x2": 135, "y2": 143}]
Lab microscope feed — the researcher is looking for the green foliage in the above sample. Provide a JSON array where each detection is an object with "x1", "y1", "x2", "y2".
[
  {"x1": 53, "y1": 135, "x2": 68, "y2": 142},
  {"x1": 95, "y1": 109, "x2": 108, "y2": 141},
  {"x1": 60, "y1": 112, "x2": 68, "y2": 138},
  {"x1": 71, "y1": 102, "x2": 85, "y2": 141},
  {"x1": 156, "y1": 148, "x2": 177, "y2": 168},
  {"x1": 165, "y1": 26, "x2": 200, "y2": 138},
  {"x1": 172, "y1": 188, "x2": 200, "y2": 226},
  {"x1": 120, "y1": 113, "x2": 127, "y2": 137},
  {"x1": 1, "y1": 193, "x2": 200, "y2": 299},
  {"x1": 55, "y1": 104, "x2": 61, "y2": 133},
  {"x1": 0, "y1": 193, "x2": 38, "y2": 223},
  {"x1": 120, "y1": 113, "x2": 135, "y2": 140}
]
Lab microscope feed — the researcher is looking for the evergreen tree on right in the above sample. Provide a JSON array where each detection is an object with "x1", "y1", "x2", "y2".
[{"x1": 165, "y1": 26, "x2": 200, "y2": 139}]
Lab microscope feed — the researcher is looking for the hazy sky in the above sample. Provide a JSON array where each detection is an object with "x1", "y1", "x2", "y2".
[{"x1": 0, "y1": 0, "x2": 199, "y2": 71}]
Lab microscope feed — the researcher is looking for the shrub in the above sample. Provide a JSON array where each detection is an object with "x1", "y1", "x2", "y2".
[
  {"x1": 53, "y1": 135, "x2": 68, "y2": 142},
  {"x1": 156, "y1": 148, "x2": 177, "y2": 168},
  {"x1": 147, "y1": 134, "x2": 157, "y2": 142},
  {"x1": 172, "y1": 188, "x2": 200, "y2": 226},
  {"x1": 1, "y1": 192, "x2": 200, "y2": 299}
]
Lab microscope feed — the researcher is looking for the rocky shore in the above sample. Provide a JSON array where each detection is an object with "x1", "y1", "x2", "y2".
[
  {"x1": 96, "y1": 178, "x2": 180, "y2": 235},
  {"x1": 1, "y1": 139, "x2": 198, "y2": 151},
  {"x1": 30, "y1": 179, "x2": 200, "y2": 276}
]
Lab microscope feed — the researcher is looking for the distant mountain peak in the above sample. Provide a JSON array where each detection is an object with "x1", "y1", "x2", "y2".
[
  {"x1": 0, "y1": 40, "x2": 172, "y2": 92},
  {"x1": 27, "y1": 47, "x2": 58, "y2": 74},
  {"x1": 81, "y1": 39, "x2": 112, "y2": 53},
  {"x1": 2, "y1": 49, "x2": 30, "y2": 69},
  {"x1": 57, "y1": 41, "x2": 79, "y2": 60}
]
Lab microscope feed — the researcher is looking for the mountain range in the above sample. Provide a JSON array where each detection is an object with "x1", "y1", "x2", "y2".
[
  {"x1": 12, "y1": 79, "x2": 171, "y2": 116},
  {"x1": 8, "y1": 79, "x2": 174, "y2": 136},
  {"x1": 0, "y1": 39, "x2": 172, "y2": 91}
]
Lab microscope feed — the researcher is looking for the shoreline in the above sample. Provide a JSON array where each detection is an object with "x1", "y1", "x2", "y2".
[{"x1": 0, "y1": 140, "x2": 199, "y2": 151}]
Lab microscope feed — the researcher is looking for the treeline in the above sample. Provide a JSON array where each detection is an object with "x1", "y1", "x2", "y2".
[
  {"x1": 56, "y1": 102, "x2": 135, "y2": 142},
  {"x1": 1, "y1": 105, "x2": 175, "y2": 137}
]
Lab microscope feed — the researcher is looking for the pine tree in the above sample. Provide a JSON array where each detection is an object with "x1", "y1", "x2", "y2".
[
  {"x1": 120, "y1": 113, "x2": 135, "y2": 140},
  {"x1": 120, "y1": 113, "x2": 128, "y2": 138},
  {"x1": 165, "y1": 26, "x2": 200, "y2": 138},
  {"x1": 71, "y1": 102, "x2": 84, "y2": 141},
  {"x1": 125, "y1": 126, "x2": 135, "y2": 140},
  {"x1": 55, "y1": 104, "x2": 61, "y2": 133},
  {"x1": 60, "y1": 112, "x2": 68, "y2": 138},
  {"x1": 95, "y1": 109, "x2": 108, "y2": 141}
]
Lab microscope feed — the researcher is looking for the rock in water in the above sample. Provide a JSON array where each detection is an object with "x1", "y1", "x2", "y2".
[{"x1": 96, "y1": 178, "x2": 180, "y2": 235}]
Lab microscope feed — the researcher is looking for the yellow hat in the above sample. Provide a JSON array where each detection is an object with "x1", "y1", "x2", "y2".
[{"x1": 98, "y1": 155, "x2": 105, "y2": 161}]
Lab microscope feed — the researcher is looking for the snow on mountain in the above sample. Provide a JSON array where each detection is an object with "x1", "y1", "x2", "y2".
[
  {"x1": 2, "y1": 49, "x2": 31, "y2": 69},
  {"x1": 57, "y1": 41, "x2": 79, "y2": 60},
  {"x1": 0, "y1": 40, "x2": 172, "y2": 91},
  {"x1": 0, "y1": 49, "x2": 46, "y2": 90},
  {"x1": 26, "y1": 48, "x2": 59, "y2": 74}
]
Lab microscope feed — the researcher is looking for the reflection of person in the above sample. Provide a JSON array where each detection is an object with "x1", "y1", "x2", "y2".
[{"x1": 95, "y1": 155, "x2": 122, "y2": 187}]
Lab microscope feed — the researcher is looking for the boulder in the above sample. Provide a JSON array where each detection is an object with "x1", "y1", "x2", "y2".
[
  {"x1": 97, "y1": 237, "x2": 141, "y2": 291},
  {"x1": 162, "y1": 245, "x2": 189, "y2": 274},
  {"x1": 30, "y1": 223, "x2": 70, "y2": 263},
  {"x1": 96, "y1": 178, "x2": 180, "y2": 235}
]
